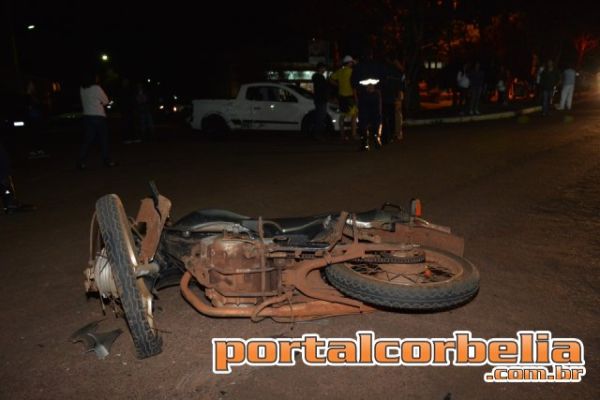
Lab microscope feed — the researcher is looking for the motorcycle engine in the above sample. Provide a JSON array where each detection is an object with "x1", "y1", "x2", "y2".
[{"x1": 185, "y1": 233, "x2": 280, "y2": 306}]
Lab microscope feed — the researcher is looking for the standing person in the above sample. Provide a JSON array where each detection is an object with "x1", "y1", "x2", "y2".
[
  {"x1": 468, "y1": 62, "x2": 484, "y2": 115},
  {"x1": 329, "y1": 55, "x2": 357, "y2": 140},
  {"x1": 77, "y1": 72, "x2": 117, "y2": 170},
  {"x1": 393, "y1": 59, "x2": 406, "y2": 142},
  {"x1": 444, "y1": 63, "x2": 459, "y2": 108},
  {"x1": 25, "y1": 80, "x2": 49, "y2": 159},
  {"x1": 351, "y1": 49, "x2": 383, "y2": 151},
  {"x1": 311, "y1": 62, "x2": 329, "y2": 138},
  {"x1": 380, "y1": 57, "x2": 405, "y2": 145},
  {"x1": 135, "y1": 83, "x2": 155, "y2": 140},
  {"x1": 535, "y1": 64, "x2": 545, "y2": 100},
  {"x1": 539, "y1": 60, "x2": 560, "y2": 116},
  {"x1": 558, "y1": 65, "x2": 577, "y2": 111},
  {"x1": 484, "y1": 62, "x2": 498, "y2": 104},
  {"x1": 456, "y1": 64, "x2": 470, "y2": 115},
  {"x1": 496, "y1": 66, "x2": 508, "y2": 106}
]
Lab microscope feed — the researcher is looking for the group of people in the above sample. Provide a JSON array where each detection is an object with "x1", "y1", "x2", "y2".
[
  {"x1": 536, "y1": 61, "x2": 577, "y2": 116},
  {"x1": 311, "y1": 51, "x2": 406, "y2": 151},
  {"x1": 454, "y1": 60, "x2": 578, "y2": 117},
  {"x1": 77, "y1": 74, "x2": 157, "y2": 170},
  {"x1": 0, "y1": 73, "x2": 158, "y2": 214},
  {"x1": 455, "y1": 62, "x2": 509, "y2": 115},
  {"x1": 1, "y1": 57, "x2": 580, "y2": 215}
]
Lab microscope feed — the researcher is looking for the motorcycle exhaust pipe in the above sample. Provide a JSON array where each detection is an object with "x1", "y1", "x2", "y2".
[{"x1": 180, "y1": 272, "x2": 369, "y2": 319}]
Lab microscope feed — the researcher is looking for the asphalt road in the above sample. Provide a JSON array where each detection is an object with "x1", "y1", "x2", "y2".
[{"x1": 1, "y1": 102, "x2": 599, "y2": 399}]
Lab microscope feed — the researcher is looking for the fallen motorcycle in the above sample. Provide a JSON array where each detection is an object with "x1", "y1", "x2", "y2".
[{"x1": 84, "y1": 183, "x2": 479, "y2": 358}]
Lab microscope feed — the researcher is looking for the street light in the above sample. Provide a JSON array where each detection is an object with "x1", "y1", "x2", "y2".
[
  {"x1": 101, "y1": 54, "x2": 109, "y2": 62},
  {"x1": 27, "y1": 25, "x2": 35, "y2": 30}
]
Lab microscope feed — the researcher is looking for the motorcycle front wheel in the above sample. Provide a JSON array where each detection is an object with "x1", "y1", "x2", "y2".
[
  {"x1": 95, "y1": 194, "x2": 162, "y2": 358},
  {"x1": 325, "y1": 247, "x2": 479, "y2": 310}
]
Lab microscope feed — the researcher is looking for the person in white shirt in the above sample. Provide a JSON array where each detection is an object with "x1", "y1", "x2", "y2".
[
  {"x1": 558, "y1": 67, "x2": 577, "y2": 111},
  {"x1": 456, "y1": 63, "x2": 470, "y2": 115},
  {"x1": 77, "y1": 73, "x2": 116, "y2": 169}
]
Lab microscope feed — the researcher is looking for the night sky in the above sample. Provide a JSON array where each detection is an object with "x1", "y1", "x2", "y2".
[
  {"x1": 2, "y1": 0, "x2": 599, "y2": 96},
  {"x1": 4, "y1": 1, "x2": 320, "y2": 90}
]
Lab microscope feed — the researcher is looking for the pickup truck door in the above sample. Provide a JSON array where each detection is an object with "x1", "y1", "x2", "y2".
[{"x1": 245, "y1": 85, "x2": 303, "y2": 131}]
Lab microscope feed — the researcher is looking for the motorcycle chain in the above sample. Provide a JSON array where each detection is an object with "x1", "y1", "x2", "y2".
[{"x1": 349, "y1": 255, "x2": 425, "y2": 264}]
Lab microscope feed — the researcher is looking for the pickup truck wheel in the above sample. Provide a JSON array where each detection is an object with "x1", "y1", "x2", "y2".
[
  {"x1": 201, "y1": 115, "x2": 228, "y2": 136},
  {"x1": 301, "y1": 112, "x2": 315, "y2": 136}
]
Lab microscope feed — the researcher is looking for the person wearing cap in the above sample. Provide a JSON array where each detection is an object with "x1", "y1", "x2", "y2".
[
  {"x1": 351, "y1": 50, "x2": 383, "y2": 151},
  {"x1": 330, "y1": 55, "x2": 358, "y2": 140}
]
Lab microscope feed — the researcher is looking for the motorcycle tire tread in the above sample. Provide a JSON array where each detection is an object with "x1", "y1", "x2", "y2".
[
  {"x1": 95, "y1": 194, "x2": 163, "y2": 359},
  {"x1": 325, "y1": 248, "x2": 479, "y2": 310}
]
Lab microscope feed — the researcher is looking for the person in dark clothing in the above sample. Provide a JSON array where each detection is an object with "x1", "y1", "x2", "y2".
[
  {"x1": 311, "y1": 62, "x2": 329, "y2": 137},
  {"x1": 351, "y1": 52, "x2": 383, "y2": 151},
  {"x1": 120, "y1": 79, "x2": 139, "y2": 144},
  {"x1": 135, "y1": 83, "x2": 155, "y2": 140},
  {"x1": 0, "y1": 141, "x2": 34, "y2": 214},
  {"x1": 380, "y1": 58, "x2": 405, "y2": 145},
  {"x1": 539, "y1": 60, "x2": 560, "y2": 116},
  {"x1": 25, "y1": 80, "x2": 49, "y2": 159},
  {"x1": 485, "y1": 62, "x2": 498, "y2": 104},
  {"x1": 468, "y1": 63, "x2": 484, "y2": 115}
]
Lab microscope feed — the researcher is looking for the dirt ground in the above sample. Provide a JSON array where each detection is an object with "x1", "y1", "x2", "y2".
[{"x1": 1, "y1": 102, "x2": 599, "y2": 399}]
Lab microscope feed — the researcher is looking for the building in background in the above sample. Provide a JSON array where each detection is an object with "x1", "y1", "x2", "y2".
[{"x1": 264, "y1": 40, "x2": 333, "y2": 92}]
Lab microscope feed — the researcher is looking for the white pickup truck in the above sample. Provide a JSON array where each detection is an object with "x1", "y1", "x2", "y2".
[{"x1": 190, "y1": 82, "x2": 342, "y2": 134}]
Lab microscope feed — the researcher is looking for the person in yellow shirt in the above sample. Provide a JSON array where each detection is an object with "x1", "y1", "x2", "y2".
[{"x1": 330, "y1": 55, "x2": 358, "y2": 140}]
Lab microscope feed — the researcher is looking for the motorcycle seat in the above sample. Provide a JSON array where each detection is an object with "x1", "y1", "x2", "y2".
[
  {"x1": 170, "y1": 209, "x2": 331, "y2": 239},
  {"x1": 169, "y1": 207, "x2": 406, "y2": 238},
  {"x1": 170, "y1": 209, "x2": 249, "y2": 231}
]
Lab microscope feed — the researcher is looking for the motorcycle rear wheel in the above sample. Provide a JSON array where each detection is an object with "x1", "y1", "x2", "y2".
[
  {"x1": 325, "y1": 247, "x2": 479, "y2": 310},
  {"x1": 95, "y1": 194, "x2": 162, "y2": 358}
]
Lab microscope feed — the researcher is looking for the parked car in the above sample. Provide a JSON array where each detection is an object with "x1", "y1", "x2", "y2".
[{"x1": 190, "y1": 82, "x2": 343, "y2": 134}]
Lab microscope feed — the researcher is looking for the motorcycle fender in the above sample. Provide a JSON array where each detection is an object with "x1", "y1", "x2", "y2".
[
  {"x1": 135, "y1": 195, "x2": 172, "y2": 263},
  {"x1": 380, "y1": 224, "x2": 465, "y2": 256}
]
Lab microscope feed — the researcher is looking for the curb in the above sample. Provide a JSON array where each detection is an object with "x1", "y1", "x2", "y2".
[{"x1": 405, "y1": 105, "x2": 541, "y2": 126}]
